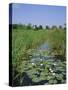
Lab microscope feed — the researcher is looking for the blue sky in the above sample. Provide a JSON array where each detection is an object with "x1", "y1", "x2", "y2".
[{"x1": 12, "y1": 3, "x2": 66, "y2": 27}]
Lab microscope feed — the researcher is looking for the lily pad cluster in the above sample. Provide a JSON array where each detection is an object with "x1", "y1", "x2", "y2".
[
  {"x1": 13, "y1": 48, "x2": 66, "y2": 86},
  {"x1": 18, "y1": 58, "x2": 66, "y2": 85}
]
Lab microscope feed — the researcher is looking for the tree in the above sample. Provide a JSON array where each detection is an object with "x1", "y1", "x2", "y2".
[
  {"x1": 59, "y1": 25, "x2": 62, "y2": 29},
  {"x1": 18, "y1": 23, "x2": 23, "y2": 29},
  {"x1": 38, "y1": 25, "x2": 43, "y2": 29},
  {"x1": 34, "y1": 25, "x2": 39, "y2": 30},
  {"x1": 51, "y1": 25, "x2": 57, "y2": 30},
  {"x1": 12, "y1": 24, "x2": 18, "y2": 29},
  {"x1": 64, "y1": 23, "x2": 66, "y2": 30},
  {"x1": 27, "y1": 23, "x2": 32, "y2": 30},
  {"x1": 46, "y1": 25, "x2": 49, "y2": 30}
]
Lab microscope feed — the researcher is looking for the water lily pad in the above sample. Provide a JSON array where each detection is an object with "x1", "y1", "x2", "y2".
[
  {"x1": 56, "y1": 74, "x2": 63, "y2": 80},
  {"x1": 49, "y1": 80, "x2": 54, "y2": 84},
  {"x1": 32, "y1": 77, "x2": 41, "y2": 82},
  {"x1": 53, "y1": 80, "x2": 57, "y2": 84}
]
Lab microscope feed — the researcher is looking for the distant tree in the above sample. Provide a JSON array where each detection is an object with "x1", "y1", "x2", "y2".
[
  {"x1": 34, "y1": 25, "x2": 39, "y2": 30},
  {"x1": 21, "y1": 24, "x2": 26, "y2": 29},
  {"x1": 64, "y1": 23, "x2": 66, "y2": 30},
  {"x1": 12, "y1": 24, "x2": 18, "y2": 29},
  {"x1": 27, "y1": 23, "x2": 32, "y2": 30},
  {"x1": 59, "y1": 25, "x2": 62, "y2": 29},
  {"x1": 38, "y1": 25, "x2": 43, "y2": 29},
  {"x1": 46, "y1": 25, "x2": 50, "y2": 30},
  {"x1": 32, "y1": 25, "x2": 35, "y2": 29},
  {"x1": 18, "y1": 23, "x2": 23, "y2": 29},
  {"x1": 51, "y1": 25, "x2": 57, "y2": 30}
]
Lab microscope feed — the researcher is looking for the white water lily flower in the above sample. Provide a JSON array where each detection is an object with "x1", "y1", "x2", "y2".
[
  {"x1": 49, "y1": 68, "x2": 53, "y2": 73},
  {"x1": 32, "y1": 63, "x2": 35, "y2": 65},
  {"x1": 51, "y1": 70, "x2": 53, "y2": 73},
  {"x1": 40, "y1": 63, "x2": 43, "y2": 66},
  {"x1": 49, "y1": 68, "x2": 52, "y2": 71},
  {"x1": 54, "y1": 63, "x2": 56, "y2": 66},
  {"x1": 52, "y1": 73, "x2": 55, "y2": 76}
]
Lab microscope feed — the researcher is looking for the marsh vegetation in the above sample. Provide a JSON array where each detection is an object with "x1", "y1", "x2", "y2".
[{"x1": 11, "y1": 24, "x2": 66, "y2": 86}]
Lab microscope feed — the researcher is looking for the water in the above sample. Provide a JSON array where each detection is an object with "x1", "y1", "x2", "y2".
[
  {"x1": 37, "y1": 42, "x2": 49, "y2": 51},
  {"x1": 30, "y1": 42, "x2": 54, "y2": 63}
]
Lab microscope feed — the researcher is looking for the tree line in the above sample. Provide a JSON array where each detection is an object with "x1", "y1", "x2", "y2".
[{"x1": 12, "y1": 23, "x2": 66, "y2": 30}]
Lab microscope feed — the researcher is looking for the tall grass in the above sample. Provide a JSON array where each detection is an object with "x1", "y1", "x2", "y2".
[
  {"x1": 48, "y1": 29, "x2": 66, "y2": 56},
  {"x1": 12, "y1": 29, "x2": 49, "y2": 72}
]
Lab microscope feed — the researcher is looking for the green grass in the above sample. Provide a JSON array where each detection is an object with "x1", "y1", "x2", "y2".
[
  {"x1": 12, "y1": 29, "x2": 49, "y2": 68},
  {"x1": 48, "y1": 29, "x2": 66, "y2": 56}
]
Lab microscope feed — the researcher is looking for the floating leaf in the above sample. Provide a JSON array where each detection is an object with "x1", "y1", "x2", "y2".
[
  {"x1": 49, "y1": 80, "x2": 54, "y2": 84},
  {"x1": 32, "y1": 77, "x2": 41, "y2": 82},
  {"x1": 56, "y1": 74, "x2": 63, "y2": 80}
]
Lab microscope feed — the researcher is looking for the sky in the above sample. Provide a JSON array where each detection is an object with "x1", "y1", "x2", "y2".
[{"x1": 12, "y1": 3, "x2": 66, "y2": 27}]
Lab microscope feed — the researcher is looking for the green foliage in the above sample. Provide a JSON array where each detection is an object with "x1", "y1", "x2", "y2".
[
  {"x1": 26, "y1": 23, "x2": 32, "y2": 30},
  {"x1": 51, "y1": 25, "x2": 57, "y2": 30},
  {"x1": 38, "y1": 25, "x2": 43, "y2": 29},
  {"x1": 17, "y1": 60, "x2": 66, "y2": 84},
  {"x1": 12, "y1": 24, "x2": 18, "y2": 29},
  {"x1": 59, "y1": 25, "x2": 62, "y2": 29},
  {"x1": 11, "y1": 25, "x2": 66, "y2": 85},
  {"x1": 46, "y1": 25, "x2": 50, "y2": 29},
  {"x1": 48, "y1": 29, "x2": 66, "y2": 56}
]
